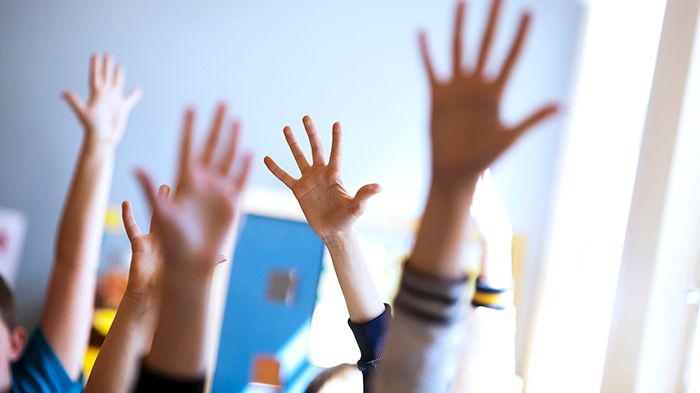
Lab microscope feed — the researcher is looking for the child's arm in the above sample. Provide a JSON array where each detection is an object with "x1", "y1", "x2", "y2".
[
  {"x1": 264, "y1": 116, "x2": 384, "y2": 322},
  {"x1": 264, "y1": 118, "x2": 388, "y2": 391},
  {"x1": 375, "y1": 1, "x2": 558, "y2": 391},
  {"x1": 40, "y1": 54, "x2": 141, "y2": 378},
  {"x1": 133, "y1": 106, "x2": 252, "y2": 390},
  {"x1": 84, "y1": 186, "x2": 170, "y2": 393}
]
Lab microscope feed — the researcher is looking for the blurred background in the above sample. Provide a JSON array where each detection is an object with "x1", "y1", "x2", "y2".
[{"x1": 1, "y1": 0, "x2": 699, "y2": 392}]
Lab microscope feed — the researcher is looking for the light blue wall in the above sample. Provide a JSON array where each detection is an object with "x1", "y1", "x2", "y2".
[{"x1": 0, "y1": 0, "x2": 581, "y2": 329}]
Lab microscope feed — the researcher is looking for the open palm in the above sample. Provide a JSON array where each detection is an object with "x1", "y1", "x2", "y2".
[
  {"x1": 137, "y1": 106, "x2": 252, "y2": 275},
  {"x1": 422, "y1": 0, "x2": 558, "y2": 184},
  {"x1": 264, "y1": 116, "x2": 381, "y2": 240},
  {"x1": 63, "y1": 54, "x2": 142, "y2": 145}
]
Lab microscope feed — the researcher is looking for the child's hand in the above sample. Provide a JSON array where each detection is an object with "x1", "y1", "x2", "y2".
[
  {"x1": 264, "y1": 116, "x2": 381, "y2": 241},
  {"x1": 121, "y1": 185, "x2": 171, "y2": 301},
  {"x1": 62, "y1": 54, "x2": 142, "y2": 147},
  {"x1": 421, "y1": 0, "x2": 558, "y2": 186},
  {"x1": 136, "y1": 106, "x2": 252, "y2": 278}
]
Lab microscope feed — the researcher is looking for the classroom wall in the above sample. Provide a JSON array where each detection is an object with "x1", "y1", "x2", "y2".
[{"x1": 0, "y1": 0, "x2": 582, "y2": 361}]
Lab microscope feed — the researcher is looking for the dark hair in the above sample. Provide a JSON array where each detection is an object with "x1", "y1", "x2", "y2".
[
  {"x1": 305, "y1": 363, "x2": 357, "y2": 393},
  {"x1": 0, "y1": 276, "x2": 17, "y2": 331}
]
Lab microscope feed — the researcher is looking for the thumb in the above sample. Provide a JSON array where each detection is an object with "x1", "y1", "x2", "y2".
[
  {"x1": 125, "y1": 88, "x2": 143, "y2": 111},
  {"x1": 62, "y1": 91, "x2": 87, "y2": 126},
  {"x1": 352, "y1": 183, "x2": 382, "y2": 214}
]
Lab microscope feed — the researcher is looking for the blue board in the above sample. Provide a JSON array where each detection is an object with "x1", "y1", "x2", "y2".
[{"x1": 212, "y1": 214, "x2": 325, "y2": 392}]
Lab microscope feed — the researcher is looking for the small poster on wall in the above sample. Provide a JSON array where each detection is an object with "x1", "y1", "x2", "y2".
[{"x1": 0, "y1": 207, "x2": 27, "y2": 287}]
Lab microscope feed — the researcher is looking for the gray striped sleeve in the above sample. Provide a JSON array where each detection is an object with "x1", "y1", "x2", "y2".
[{"x1": 374, "y1": 265, "x2": 470, "y2": 393}]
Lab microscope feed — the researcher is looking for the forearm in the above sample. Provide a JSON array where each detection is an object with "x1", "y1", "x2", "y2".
[
  {"x1": 146, "y1": 272, "x2": 212, "y2": 378},
  {"x1": 324, "y1": 231, "x2": 385, "y2": 323},
  {"x1": 55, "y1": 138, "x2": 115, "y2": 267},
  {"x1": 410, "y1": 179, "x2": 477, "y2": 279},
  {"x1": 41, "y1": 139, "x2": 116, "y2": 378},
  {"x1": 85, "y1": 295, "x2": 157, "y2": 393}
]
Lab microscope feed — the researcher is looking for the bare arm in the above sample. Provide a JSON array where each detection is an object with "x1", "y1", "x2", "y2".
[
  {"x1": 409, "y1": 0, "x2": 557, "y2": 279},
  {"x1": 85, "y1": 188, "x2": 170, "y2": 393},
  {"x1": 136, "y1": 105, "x2": 252, "y2": 380},
  {"x1": 376, "y1": 1, "x2": 558, "y2": 391},
  {"x1": 264, "y1": 116, "x2": 384, "y2": 323},
  {"x1": 40, "y1": 54, "x2": 141, "y2": 378}
]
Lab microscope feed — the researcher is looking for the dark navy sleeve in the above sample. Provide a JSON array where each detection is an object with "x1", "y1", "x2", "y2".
[
  {"x1": 347, "y1": 303, "x2": 392, "y2": 393},
  {"x1": 133, "y1": 361, "x2": 205, "y2": 393}
]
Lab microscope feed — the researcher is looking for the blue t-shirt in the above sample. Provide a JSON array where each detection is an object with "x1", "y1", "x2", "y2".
[{"x1": 11, "y1": 328, "x2": 83, "y2": 393}]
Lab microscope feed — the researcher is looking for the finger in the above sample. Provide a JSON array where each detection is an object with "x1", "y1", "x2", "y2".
[
  {"x1": 302, "y1": 115, "x2": 325, "y2": 165},
  {"x1": 215, "y1": 254, "x2": 228, "y2": 265},
  {"x1": 476, "y1": 0, "x2": 503, "y2": 75},
  {"x1": 352, "y1": 183, "x2": 382, "y2": 214},
  {"x1": 231, "y1": 152, "x2": 253, "y2": 196},
  {"x1": 263, "y1": 156, "x2": 295, "y2": 188},
  {"x1": 125, "y1": 88, "x2": 142, "y2": 111},
  {"x1": 202, "y1": 103, "x2": 227, "y2": 167},
  {"x1": 113, "y1": 64, "x2": 125, "y2": 90},
  {"x1": 419, "y1": 31, "x2": 438, "y2": 85},
  {"x1": 496, "y1": 13, "x2": 531, "y2": 89},
  {"x1": 135, "y1": 169, "x2": 160, "y2": 212},
  {"x1": 121, "y1": 200, "x2": 143, "y2": 241},
  {"x1": 283, "y1": 126, "x2": 310, "y2": 170},
  {"x1": 176, "y1": 108, "x2": 195, "y2": 188},
  {"x1": 148, "y1": 184, "x2": 171, "y2": 233},
  {"x1": 89, "y1": 54, "x2": 99, "y2": 93},
  {"x1": 61, "y1": 92, "x2": 87, "y2": 125},
  {"x1": 220, "y1": 120, "x2": 241, "y2": 176},
  {"x1": 102, "y1": 54, "x2": 112, "y2": 85},
  {"x1": 452, "y1": 0, "x2": 466, "y2": 75},
  {"x1": 328, "y1": 122, "x2": 342, "y2": 170},
  {"x1": 507, "y1": 103, "x2": 559, "y2": 143}
]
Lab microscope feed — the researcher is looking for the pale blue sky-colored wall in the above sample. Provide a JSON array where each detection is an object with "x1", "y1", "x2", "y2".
[{"x1": 0, "y1": 0, "x2": 581, "y2": 327}]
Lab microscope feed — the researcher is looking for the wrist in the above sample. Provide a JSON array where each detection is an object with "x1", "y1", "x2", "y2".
[
  {"x1": 321, "y1": 230, "x2": 356, "y2": 249},
  {"x1": 429, "y1": 175, "x2": 478, "y2": 199},
  {"x1": 161, "y1": 266, "x2": 213, "y2": 297},
  {"x1": 82, "y1": 135, "x2": 118, "y2": 156},
  {"x1": 115, "y1": 295, "x2": 158, "y2": 343}
]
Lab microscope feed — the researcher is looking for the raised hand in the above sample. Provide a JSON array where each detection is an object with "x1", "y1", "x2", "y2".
[
  {"x1": 421, "y1": 0, "x2": 558, "y2": 185},
  {"x1": 133, "y1": 105, "x2": 252, "y2": 379},
  {"x1": 63, "y1": 54, "x2": 142, "y2": 146},
  {"x1": 136, "y1": 105, "x2": 252, "y2": 276},
  {"x1": 263, "y1": 116, "x2": 381, "y2": 240},
  {"x1": 121, "y1": 184, "x2": 171, "y2": 300},
  {"x1": 264, "y1": 116, "x2": 385, "y2": 325},
  {"x1": 85, "y1": 186, "x2": 171, "y2": 393}
]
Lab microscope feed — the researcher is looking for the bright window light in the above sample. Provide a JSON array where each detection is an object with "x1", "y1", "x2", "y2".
[{"x1": 525, "y1": 0, "x2": 667, "y2": 392}]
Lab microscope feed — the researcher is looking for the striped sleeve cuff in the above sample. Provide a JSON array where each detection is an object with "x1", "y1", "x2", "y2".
[
  {"x1": 393, "y1": 264, "x2": 469, "y2": 325},
  {"x1": 471, "y1": 278, "x2": 513, "y2": 310}
]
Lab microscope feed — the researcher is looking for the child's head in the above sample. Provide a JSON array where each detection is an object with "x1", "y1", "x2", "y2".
[
  {"x1": 305, "y1": 363, "x2": 362, "y2": 393},
  {"x1": 0, "y1": 276, "x2": 27, "y2": 390}
]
